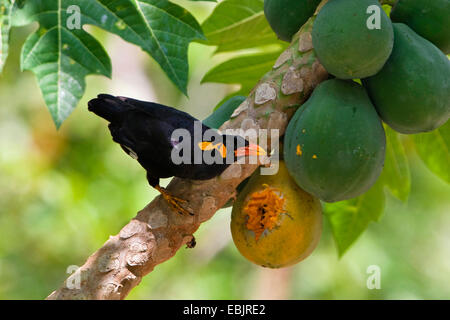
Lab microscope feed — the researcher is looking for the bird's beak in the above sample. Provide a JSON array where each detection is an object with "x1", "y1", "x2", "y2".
[{"x1": 235, "y1": 144, "x2": 267, "y2": 157}]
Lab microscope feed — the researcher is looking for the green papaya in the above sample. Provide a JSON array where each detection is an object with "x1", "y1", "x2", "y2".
[
  {"x1": 391, "y1": 0, "x2": 450, "y2": 54},
  {"x1": 203, "y1": 96, "x2": 246, "y2": 129},
  {"x1": 363, "y1": 24, "x2": 450, "y2": 134},
  {"x1": 284, "y1": 79, "x2": 386, "y2": 203},
  {"x1": 264, "y1": 0, "x2": 321, "y2": 42},
  {"x1": 312, "y1": 0, "x2": 394, "y2": 79}
]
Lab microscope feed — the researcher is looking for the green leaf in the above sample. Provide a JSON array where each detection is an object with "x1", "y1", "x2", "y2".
[
  {"x1": 0, "y1": 0, "x2": 15, "y2": 73},
  {"x1": 213, "y1": 90, "x2": 249, "y2": 111},
  {"x1": 200, "y1": 0, "x2": 279, "y2": 52},
  {"x1": 413, "y1": 120, "x2": 450, "y2": 183},
  {"x1": 18, "y1": 0, "x2": 112, "y2": 128},
  {"x1": 203, "y1": 95, "x2": 246, "y2": 128},
  {"x1": 382, "y1": 126, "x2": 411, "y2": 201},
  {"x1": 14, "y1": 0, "x2": 203, "y2": 127},
  {"x1": 201, "y1": 50, "x2": 281, "y2": 94},
  {"x1": 95, "y1": 0, "x2": 204, "y2": 95},
  {"x1": 325, "y1": 179, "x2": 386, "y2": 257}
]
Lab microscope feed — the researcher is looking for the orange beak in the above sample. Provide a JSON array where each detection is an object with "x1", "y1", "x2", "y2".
[{"x1": 235, "y1": 144, "x2": 267, "y2": 157}]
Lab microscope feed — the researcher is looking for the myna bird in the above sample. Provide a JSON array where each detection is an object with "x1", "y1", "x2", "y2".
[{"x1": 88, "y1": 94, "x2": 266, "y2": 215}]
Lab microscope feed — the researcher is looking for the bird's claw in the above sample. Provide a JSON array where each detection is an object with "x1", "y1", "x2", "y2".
[
  {"x1": 156, "y1": 186, "x2": 192, "y2": 215},
  {"x1": 164, "y1": 194, "x2": 192, "y2": 216}
]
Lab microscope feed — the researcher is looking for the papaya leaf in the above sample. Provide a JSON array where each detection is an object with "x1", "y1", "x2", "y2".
[
  {"x1": 0, "y1": 0, "x2": 15, "y2": 73},
  {"x1": 15, "y1": 1, "x2": 111, "y2": 128},
  {"x1": 325, "y1": 179, "x2": 386, "y2": 257},
  {"x1": 201, "y1": 50, "x2": 282, "y2": 95},
  {"x1": 200, "y1": 0, "x2": 280, "y2": 52},
  {"x1": 213, "y1": 89, "x2": 250, "y2": 111},
  {"x1": 13, "y1": 0, "x2": 203, "y2": 127},
  {"x1": 89, "y1": 0, "x2": 204, "y2": 95},
  {"x1": 413, "y1": 120, "x2": 450, "y2": 184},
  {"x1": 203, "y1": 95, "x2": 246, "y2": 129},
  {"x1": 382, "y1": 126, "x2": 411, "y2": 201}
]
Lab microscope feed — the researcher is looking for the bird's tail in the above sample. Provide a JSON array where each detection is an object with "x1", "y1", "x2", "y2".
[{"x1": 88, "y1": 94, "x2": 129, "y2": 122}]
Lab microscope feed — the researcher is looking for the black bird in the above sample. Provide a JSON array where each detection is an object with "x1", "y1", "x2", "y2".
[{"x1": 88, "y1": 94, "x2": 266, "y2": 215}]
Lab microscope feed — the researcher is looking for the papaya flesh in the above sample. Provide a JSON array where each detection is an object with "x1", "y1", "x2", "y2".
[
  {"x1": 284, "y1": 79, "x2": 386, "y2": 203},
  {"x1": 264, "y1": 0, "x2": 321, "y2": 42},
  {"x1": 363, "y1": 23, "x2": 450, "y2": 134},
  {"x1": 391, "y1": 0, "x2": 450, "y2": 54},
  {"x1": 231, "y1": 161, "x2": 322, "y2": 268},
  {"x1": 312, "y1": 0, "x2": 394, "y2": 79}
]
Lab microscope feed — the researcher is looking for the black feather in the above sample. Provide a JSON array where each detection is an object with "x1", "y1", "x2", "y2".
[{"x1": 87, "y1": 94, "x2": 126, "y2": 122}]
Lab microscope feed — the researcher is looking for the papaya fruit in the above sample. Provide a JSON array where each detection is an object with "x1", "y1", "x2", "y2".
[
  {"x1": 202, "y1": 96, "x2": 246, "y2": 129},
  {"x1": 284, "y1": 79, "x2": 386, "y2": 203},
  {"x1": 363, "y1": 24, "x2": 450, "y2": 134},
  {"x1": 231, "y1": 161, "x2": 322, "y2": 268},
  {"x1": 312, "y1": 0, "x2": 394, "y2": 79},
  {"x1": 391, "y1": 0, "x2": 450, "y2": 54},
  {"x1": 264, "y1": 0, "x2": 321, "y2": 42}
]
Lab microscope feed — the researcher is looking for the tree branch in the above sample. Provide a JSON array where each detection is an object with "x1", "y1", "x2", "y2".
[{"x1": 47, "y1": 7, "x2": 329, "y2": 300}]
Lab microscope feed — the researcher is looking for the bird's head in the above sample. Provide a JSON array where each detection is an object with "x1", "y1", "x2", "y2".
[{"x1": 197, "y1": 135, "x2": 267, "y2": 163}]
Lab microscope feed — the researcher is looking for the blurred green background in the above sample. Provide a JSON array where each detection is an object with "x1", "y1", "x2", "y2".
[{"x1": 0, "y1": 1, "x2": 449, "y2": 300}]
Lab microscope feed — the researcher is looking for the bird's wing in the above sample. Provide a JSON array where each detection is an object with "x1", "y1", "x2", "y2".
[
  {"x1": 114, "y1": 96, "x2": 201, "y2": 128},
  {"x1": 89, "y1": 94, "x2": 212, "y2": 136},
  {"x1": 112, "y1": 111, "x2": 176, "y2": 156}
]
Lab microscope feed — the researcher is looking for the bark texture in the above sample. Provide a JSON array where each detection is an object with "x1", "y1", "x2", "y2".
[{"x1": 47, "y1": 9, "x2": 329, "y2": 300}]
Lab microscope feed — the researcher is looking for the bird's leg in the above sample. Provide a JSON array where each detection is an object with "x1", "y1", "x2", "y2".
[{"x1": 155, "y1": 185, "x2": 192, "y2": 216}]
